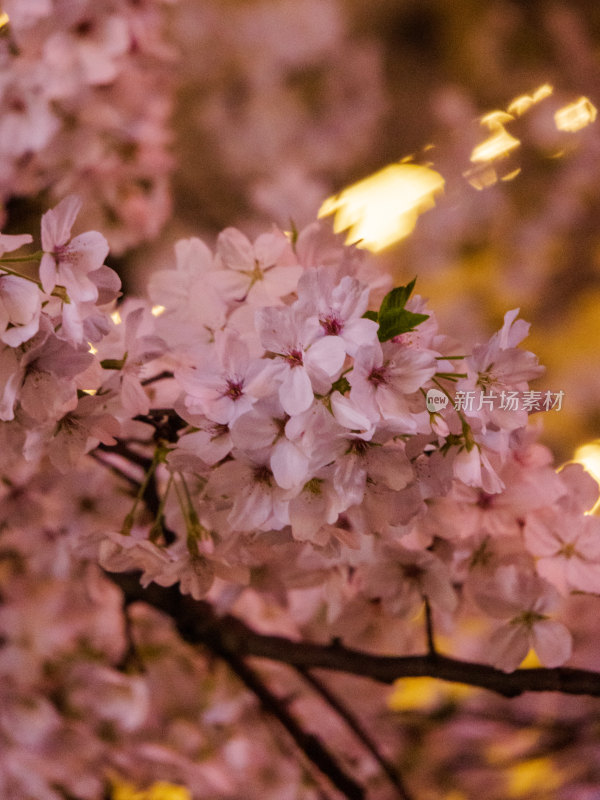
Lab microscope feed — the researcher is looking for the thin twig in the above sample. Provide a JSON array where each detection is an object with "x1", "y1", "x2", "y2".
[
  {"x1": 141, "y1": 370, "x2": 174, "y2": 387},
  {"x1": 215, "y1": 647, "x2": 366, "y2": 800},
  {"x1": 298, "y1": 668, "x2": 414, "y2": 800},
  {"x1": 89, "y1": 451, "x2": 141, "y2": 489},
  {"x1": 97, "y1": 440, "x2": 152, "y2": 468}
]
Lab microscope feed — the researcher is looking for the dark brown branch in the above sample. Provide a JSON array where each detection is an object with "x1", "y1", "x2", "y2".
[
  {"x1": 107, "y1": 573, "x2": 600, "y2": 699},
  {"x1": 298, "y1": 668, "x2": 414, "y2": 800},
  {"x1": 218, "y1": 648, "x2": 365, "y2": 800},
  {"x1": 97, "y1": 440, "x2": 152, "y2": 468}
]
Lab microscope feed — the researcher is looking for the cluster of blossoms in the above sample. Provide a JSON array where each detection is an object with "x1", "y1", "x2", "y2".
[
  {"x1": 1, "y1": 197, "x2": 598, "y2": 686},
  {"x1": 0, "y1": 0, "x2": 175, "y2": 253}
]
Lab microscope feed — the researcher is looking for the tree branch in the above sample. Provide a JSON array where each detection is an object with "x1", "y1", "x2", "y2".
[
  {"x1": 218, "y1": 648, "x2": 366, "y2": 800},
  {"x1": 298, "y1": 668, "x2": 415, "y2": 800},
  {"x1": 107, "y1": 572, "x2": 600, "y2": 699}
]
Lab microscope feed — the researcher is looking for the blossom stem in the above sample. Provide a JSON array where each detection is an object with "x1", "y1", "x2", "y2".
[
  {"x1": 121, "y1": 447, "x2": 163, "y2": 534},
  {"x1": 149, "y1": 473, "x2": 173, "y2": 543},
  {"x1": 431, "y1": 376, "x2": 472, "y2": 441},
  {"x1": 0, "y1": 250, "x2": 43, "y2": 263},
  {"x1": 0, "y1": 264, "x2": 44, "y2": 287},
  {"x1": 0, "y1": 263, "x2": 70, "y2": 301}
]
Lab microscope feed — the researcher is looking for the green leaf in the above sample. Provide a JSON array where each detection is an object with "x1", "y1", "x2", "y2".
[
  {"x1": 373, "y1": 279, "x2": 428, "y2": 342},
  {"x1": 379, "y1": 277, "x2": 417, "y2": 316},
  {"x1": 330, "y1": 375, "x2": 351, "y2": 395},
  {"x1": 362, "y1": 309, "x2": 378, "y2": 322},
  {"x1": 377, "y1": 310, "x2": 429, "y2": 341}
]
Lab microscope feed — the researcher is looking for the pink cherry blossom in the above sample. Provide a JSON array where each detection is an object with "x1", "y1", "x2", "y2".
[
  {"x1": 0, "y1": 274, "x2": 41, "y2": 346},
  {"x1": 295, "y1": 266, "x2": 379, "y2": 355},
  {"x1": 473, "y1": 565, "x2": 572, "y2": 672},
  {"x1": 177, "y1": 330, "x2": 273, "y2": 424},
  {"x1": 256, "y1": 305, "x2": 346, "y2": 415},
  {"x1": 214, "y1": 226, "x2": 301, "y2": 305},
  {"x1": 524, "y1": 510, "x2": 600, "y2": 595},
  {"x1": 349, "y1": 340, "x2": 436, "y2": 429},
  {"x1": 39, "y1": 195, "x2": 109, "y2": 302}
]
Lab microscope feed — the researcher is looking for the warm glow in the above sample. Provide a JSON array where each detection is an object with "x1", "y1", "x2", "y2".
[
  {"x1": 0, "y1": 11, "x2": 9, "y2": 29},
  {"x1": 505, "y1": 757, "x2": 562, "y2": 797},
  {"x1": 111, "y1": 310, "x2": 122, "y2": 325},
  {"x1": 501, "y1": 167, "x2": 522, "y2": 182},
  {"x1": 507, "y1": 83, "x2": 553, "y2": 116},
  {"x1": 112, "y1": 779, "x2": 192, "y2": 800},
  {"x1": 470, "y1": 117, "x2": 521, "y2": 164},
  {"x1": 573, "y1": 441, "x2": 600, "y2": 513},
  {"x1": 151, "y1": 304, "x2": 166, "y2": 316},
  {"x1": 555, "y1": 96, "x2": 597, "y2": 132},
  {"x1": 464, "y1": 164, "x2": 498, "y2": 190},
  {"x1": 318, "y1": 163, "x2": 445, "y2": 252},
  {"x1": 388, "y1": 676, "x2": 471, "y2": 711},
  {"x1": 88, "y1": 342, "x2": 98, "y2": 355}
]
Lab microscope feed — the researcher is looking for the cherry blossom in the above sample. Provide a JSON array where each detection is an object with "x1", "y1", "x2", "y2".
[
  {"x1": 214, "y1": 226, "x2": 302, "y2": 306},
  {"x1": 39, "y1": 195, "x2": 109, "y2": 302},
  {"x1": 256, "y1": 304, "x2": 346, "y2": 415},
  {"x1": 348, "y1": 339, "x2": 436, "y2": 429},
  {"x1": 472, "y1": 565, "x2": 573, "y2": 672}
]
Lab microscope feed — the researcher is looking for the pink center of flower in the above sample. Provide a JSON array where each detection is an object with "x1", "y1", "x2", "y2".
[
  {"x1": 75, "y1": 19, "x2": 94, "y2": 36},
  {"x1": 477, "y1": 491, "x2": 495, "y2": 509},
  {"x1": 225, "y1": 379, "x2": 244, "y2": 400},
  {"x1": 347, "y1": 438, "x2": 369, "y2": 456},
  {"x1": 368, "y1": 365, "x2": 389, "y2": 387},
  {"x1": 321, "y1": 315, "x2": 343, "y2": 336},
  {"x1": 285, "y1": 349, "x2": 304, "y2": 368},
  {"x1": 559, "y1": 542, "x2": 577, "y2": 559},
  {"x1": 210, "y1": 423, "x2": 230, "y2": 440},
  {"x1": 253, "y1": 465, "x2": 273, "y2": 485},
  {"x1": 403, "y1": 563, "x2": 424, "y2": 581}
]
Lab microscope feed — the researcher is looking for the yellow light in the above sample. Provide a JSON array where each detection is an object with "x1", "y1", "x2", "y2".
[
  {"x1": 507, "y1": 83, "x2": 553, "y2": 116},
  {"x1": 0, "y1": 11, "x2": 9, "y2": 29},
  {"x1": 470, "y1": 123, "x2": 521, "y2": 164},
  {"x1": 480, "y1": 110, "x2": 514, "y2": 127},
  {"x1": 555, "y1": 96, "x2": 597, "y2": 132},
  {"x1": 151, "y1": 304, "x2": 166, "y2": 317},
  {"x1": 463, "y1": 164, "x2": 498, "y2": 191},
  {"x1": 111, "y1": 310, "x2": 122, "y2": 325},
  {"x1": 519, "y1": 649, "x2": 542, "y2": 668},
  {"x1": 88, "y1": 342, "x2": 98, "y2": 355},
  {"x1": 318, "y1": 163, "x2": 445, "y2": 252},
  {"x1": 573, "y1": 441, "x2": 600, "y2": 513},
  {"x1": 505, "y1": 757, "x2": 562, "y2": 797},
  {"x1": 501, "y1": 167, "x2": 522, "y2": 182},
  {"x1": 112, "y1": 779, "x2": 192, "y2": 800},
  {"x1": 388, "y1": 676, "x2": 472, "y2": 712}
]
